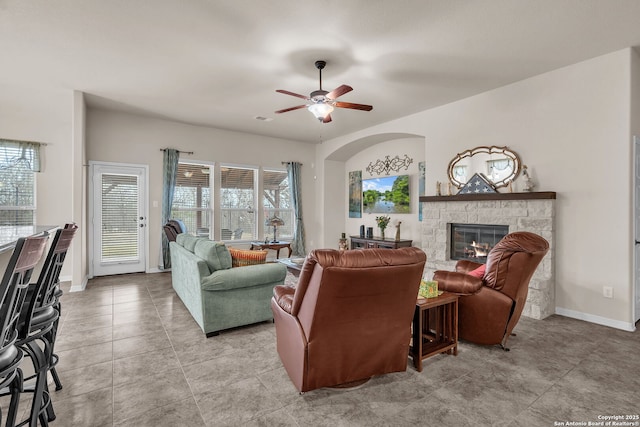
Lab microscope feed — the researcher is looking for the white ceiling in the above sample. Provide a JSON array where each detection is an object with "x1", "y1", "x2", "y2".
[{"x1": 2, "y1": 0, "x2": 640, "y2": 143}]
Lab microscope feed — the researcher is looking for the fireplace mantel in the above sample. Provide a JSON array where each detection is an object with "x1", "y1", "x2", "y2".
[{"x1": 419, "y1": 191, "x2": 556, "y2": 203}]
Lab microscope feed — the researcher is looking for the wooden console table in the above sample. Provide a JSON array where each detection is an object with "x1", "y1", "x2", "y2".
[
  {"x1": 250, "y1": 241, "x2": 292, "y2": 259},
  {"x1": 350, "y1": 236, "x2": 412, "y2": 249},
  {"x1": 411, "y1": 291, "x2": 459, "y2": 372}
]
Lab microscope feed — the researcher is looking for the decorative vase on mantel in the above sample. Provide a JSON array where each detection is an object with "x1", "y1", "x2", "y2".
[{"x1": 380, "y1": 228, "x2": 386, "y2": 240}]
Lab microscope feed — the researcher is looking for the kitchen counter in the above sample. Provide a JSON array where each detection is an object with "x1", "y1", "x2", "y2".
[{"x1": 0, "y1": 225, "x2": 58, "y2": 254}]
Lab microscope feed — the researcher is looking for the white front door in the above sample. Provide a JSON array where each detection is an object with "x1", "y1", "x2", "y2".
[
  {"x1": 90, "y1": 162, "x2": 148, "y2": 277},
  {"x1": 634, "y1": 137, "x2": 640, "y2": 323}
]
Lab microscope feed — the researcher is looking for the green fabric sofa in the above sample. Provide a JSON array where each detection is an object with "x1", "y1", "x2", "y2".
[{"x1": 169, "y1": 234, "x2": 287, "y2": 336}]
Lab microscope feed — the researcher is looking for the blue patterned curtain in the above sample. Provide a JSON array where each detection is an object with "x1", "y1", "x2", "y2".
[
  {"x1": 286, "y1": 162, "x2": 306, "y2": 256},
  {"x1": 162, "y1": 149, "x2": 179, "y2": 268}
]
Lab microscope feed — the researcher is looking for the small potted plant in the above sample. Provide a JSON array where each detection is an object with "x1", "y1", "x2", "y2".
[{"x1": 375, "y1": 215, "x2": 391, "y2": 240}]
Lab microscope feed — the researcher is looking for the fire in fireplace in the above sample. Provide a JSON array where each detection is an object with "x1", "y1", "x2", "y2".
[{"x1": 450, "y1": 223, "x2": 509, "y2": 262}]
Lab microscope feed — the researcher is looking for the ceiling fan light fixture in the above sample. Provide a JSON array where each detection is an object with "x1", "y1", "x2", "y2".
[
  {"x1": 308, "y1": 103, "x2": 334, "y2": 121},
  {"x1": 275, "y1": 60, "x2": 372, "y2": 122}
]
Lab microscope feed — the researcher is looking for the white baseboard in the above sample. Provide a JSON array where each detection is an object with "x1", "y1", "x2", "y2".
[
  {"x1": 555, "y1": 307, "x2": 636, "y2": 332},
  {"x1": 65, "y1": 269, "x2": 165, "y2": 293},
  {"x1": 69, "y1": 275, "x2": 88, "y2": 293}
]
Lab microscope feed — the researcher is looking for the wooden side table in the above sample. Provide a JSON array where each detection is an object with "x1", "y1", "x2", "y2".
[
  {"x1": 249, "y1": 241, "x2": 292, "y2": 259},
  {"x1": 276, "y1": 258, "x2": 304, "y2": 277},
  {"x1": 410, "y1": 291, "x2": 459, "y2": 372}
]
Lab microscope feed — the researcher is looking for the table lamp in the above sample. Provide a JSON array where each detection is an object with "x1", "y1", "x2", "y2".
[{"x1": 266, "y1": 215, "x2": 285, "y2": 243}]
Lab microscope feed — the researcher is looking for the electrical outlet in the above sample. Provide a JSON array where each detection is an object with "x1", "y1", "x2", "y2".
[{"x1": 603, "y1": 286, "x2": 614, "y2": 299}]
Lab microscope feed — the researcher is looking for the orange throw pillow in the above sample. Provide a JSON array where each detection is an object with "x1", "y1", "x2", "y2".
[
  {"x1": 228, "y1": 248, "x2": 268, "y2": 268},
  {"x1": 468, "y1": 264, "x2": 486, "y2": 278}
]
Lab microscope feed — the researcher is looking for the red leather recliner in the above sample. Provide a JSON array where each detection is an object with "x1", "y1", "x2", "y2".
[
  {"x1": 271, "y1": 247, "x2": 426, "y2": 393},
  {"x1": 433, "y1": 231, "x2": 549, "y2": 349}
]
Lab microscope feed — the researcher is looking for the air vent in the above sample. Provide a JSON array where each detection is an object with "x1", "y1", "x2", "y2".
[{"x1": 254, "y1": 116, "x2": 273, "y2": 122}]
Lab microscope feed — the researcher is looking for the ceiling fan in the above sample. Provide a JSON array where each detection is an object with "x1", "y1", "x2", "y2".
[{"x1": 275, "y1": 60, "x2": 373, "y2": 123}]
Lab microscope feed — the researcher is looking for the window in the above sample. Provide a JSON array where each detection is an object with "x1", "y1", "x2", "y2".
[
  {"x1": 220, "y1": 166, "x2": 256, "y2": 241},
  {"x1": 486, "y1": 158, "x2": 514, "y2": 183},
  {"x1": 170, "y1": 163, "x2": 211, "y2": 237},
  {"x1": 0, "y1": 140, "x2": 40, "y2": 226},
  {"x1": 263, "y1": 169, "x2": 292, "y2": 241},
  {"x1": 452, "y1": 165, "x2": 467, "y2": 185},
  {"x1": 101, "y1": 174, "x2": 139, "y2": 261},
  {"x1": 169, "y1": 163, "x2": 293, "y2": 242}
]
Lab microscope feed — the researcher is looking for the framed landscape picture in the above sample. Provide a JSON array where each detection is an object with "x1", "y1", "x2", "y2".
[
  {"x1": 363, "y1": 174, "x2": 410, "y2": 214},
  {"x1": 348, "y1": 170, "x2": 362, "y2": 218}
]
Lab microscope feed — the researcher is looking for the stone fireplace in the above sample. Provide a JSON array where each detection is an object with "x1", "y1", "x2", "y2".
[{"x1": 420, "y1": 192, "x2": 555, "y2": 319}]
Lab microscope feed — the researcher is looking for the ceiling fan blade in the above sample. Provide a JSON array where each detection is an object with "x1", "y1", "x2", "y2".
[
  {"x1": 275, "y1": 105, "x2": 307, "y2": 114},
  {"x1": 326, "y1": 84, "x2": 353, "y2": 100},
  {"x1": 322, "y1": 114, "x2": 332, "y2": 123},
  {"x1": 276, "y1": 89, "x2": 310, "y2": 100},
  {"x1": 334, "y1": 101, "x2": 373, "y2": 111}
]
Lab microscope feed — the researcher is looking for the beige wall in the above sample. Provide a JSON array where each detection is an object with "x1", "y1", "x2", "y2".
[
  {"x1": 318, "y1": 48, "x2": 637, "y2": 330},
  {"x1": 86, "y1": 109, "x2": 317, "y2": 270},
  {"x1": 71, "y1": 91, "x2": 88, "y2": 289},
  {"x1": 0, "y1": 83, "x2": 78, "y2": 282}
]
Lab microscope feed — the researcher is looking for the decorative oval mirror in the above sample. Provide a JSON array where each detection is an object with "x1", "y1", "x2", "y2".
[{"x1": 447, "y1": 146, "x2": 522, "y2": 189}]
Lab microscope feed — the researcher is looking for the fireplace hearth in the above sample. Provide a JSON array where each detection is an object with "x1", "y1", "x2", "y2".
[{"x1": 450, "y1": 223, "x2": 508, "y2": 262}]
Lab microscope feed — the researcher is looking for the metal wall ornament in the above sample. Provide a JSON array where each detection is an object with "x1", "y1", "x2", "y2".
[{"x1": 366, "y1": 154, "x2": 413, "y2": 176}]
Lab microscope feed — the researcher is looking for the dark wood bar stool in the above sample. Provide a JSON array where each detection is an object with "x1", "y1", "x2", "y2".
[{"x1": 0, "y1": 234, "x2": 49, "y2": 427}]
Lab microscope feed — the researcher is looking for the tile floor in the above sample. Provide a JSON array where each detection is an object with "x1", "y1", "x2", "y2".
[{"x1": 5, "y1": 272, "x2": 639, "y2": 426}]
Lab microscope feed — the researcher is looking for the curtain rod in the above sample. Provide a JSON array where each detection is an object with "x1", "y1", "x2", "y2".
[
  {"x1": 0, "y1": 138, "x2": 48, "y2": 146},
  {"x1": 160, "y1": 148, "x2": 194, "y2": 155},
  {"x1": 281, "y1": 161, "x2": 303, "y2": 165}
]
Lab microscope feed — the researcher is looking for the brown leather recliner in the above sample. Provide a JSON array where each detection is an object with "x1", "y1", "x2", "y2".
[
  {"x1": 433, "y1": 231, "x2": 549, "y2": 349},
  {"x1": 271, "y1": 247, "x2": 426, "y2": 393}
]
